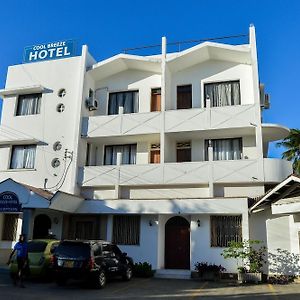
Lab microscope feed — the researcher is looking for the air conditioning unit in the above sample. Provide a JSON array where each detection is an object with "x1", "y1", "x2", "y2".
[{"x1": 86, "y1": 97, "x2": 98, "y2": 111}]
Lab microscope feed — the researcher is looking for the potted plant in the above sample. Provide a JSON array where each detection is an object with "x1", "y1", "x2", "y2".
[
  {"x1": 194, "y1": 262, "x2": 226, "y2": 281},
  {"x1": 221, "y1": 240, "x2": 267, "y2": 283}
]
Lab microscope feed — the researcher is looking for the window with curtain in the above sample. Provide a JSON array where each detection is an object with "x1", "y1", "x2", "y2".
[
  {"x1": 104, "y1": 144, "x2": 137, "y2": 165},
  {"x1": 108, "y1": 91, "x2": 139, "y2": 115},
  {"x1": 204, "y1": 81, "x2": 240, "y2": 107},
  {"x1": 10, "y1": 145, "x2": 36, "y2": 169},
  {"x1": 112, "y1": 215, "x2": 140, "y2": 245},
  {"x1": 211, "y1": 215, "x2": 242, "y2": 247},
  {"x1": 205, "y1": 138, "x2": 242, "y2": 161},
  {"x1": 2, "y1": 214, "x2": 19, "y2": 241},
  {"x1": 16, "y1": 93, "x2": 42, "y2": 116}
]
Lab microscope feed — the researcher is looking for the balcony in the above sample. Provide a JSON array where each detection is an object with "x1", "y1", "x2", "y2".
[
  {"x1": 165, "y1": 104, "x2": 256, "y2": 133},
  {"x1": 263, "y1": 158, "x2": 292, "y2": 183},
  {"x1": 82, "y1": 111, "x2": 161, "y2": 138},
  {"x1": 78, "y1": 159, "x2": 270, "y2": 187},
  {"x1": 82, "y1": 104, "x2": 257, "y2": 139}
]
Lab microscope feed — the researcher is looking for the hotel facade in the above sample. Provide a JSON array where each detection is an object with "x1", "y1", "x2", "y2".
[{"x1": 0, "y1": 26, "x2": 297, "y2": 276}]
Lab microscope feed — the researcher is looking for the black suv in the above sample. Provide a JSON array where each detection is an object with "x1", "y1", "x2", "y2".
[{"x1": 51, "y1": 240, "x2": 133, "y2": 288}]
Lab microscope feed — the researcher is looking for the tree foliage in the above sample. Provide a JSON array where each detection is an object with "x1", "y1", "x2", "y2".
[{"x1": 277, "y1": 128, "x2": 300, "y2": 174}]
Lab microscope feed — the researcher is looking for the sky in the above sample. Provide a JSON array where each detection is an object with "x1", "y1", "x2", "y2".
[{"x1": 0, "y1": 0, "x2": 299, "y2": 157}]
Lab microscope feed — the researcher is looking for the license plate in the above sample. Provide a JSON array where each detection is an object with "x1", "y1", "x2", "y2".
[{"x1": 64, "y1": 261, "x2": 74, "y2": 268}]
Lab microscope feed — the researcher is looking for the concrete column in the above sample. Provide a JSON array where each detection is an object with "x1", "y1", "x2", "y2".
[
  {"x1": 21, "y1": 208, "x2": 34, "y2": 240},
  {"x1": 160, "y1": 37, "x2": 167, "y2": 164},
  {"x1": 249, "y1": 24, "x2": 264, "y2": 181},
  {"x1": 208, "y1": 140, "x2": 214, "y2": 197},
  {"x1": 114, "y1": 152, "x2": 122, "y2": 199}
]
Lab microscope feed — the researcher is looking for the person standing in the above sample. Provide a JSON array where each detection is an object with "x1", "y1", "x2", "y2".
[{"x1": 7, "y1": 234, "x2": 28, "y2": 288}]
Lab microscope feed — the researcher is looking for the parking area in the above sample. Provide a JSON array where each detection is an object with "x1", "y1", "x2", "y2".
[{"x1": 0, "y1": 269, "x2": 299, "y2": 300}]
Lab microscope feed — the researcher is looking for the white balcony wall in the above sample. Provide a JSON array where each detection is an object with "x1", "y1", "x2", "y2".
[
  {"x1": 166, "y1": 60, "x2": 255, "y2": 110},
  {"x1": 263, "y1": 158, "x2": 292, "y2": 183},
  {"x1": 93, "y1": 70, "x2": 161, "y2": 116}
]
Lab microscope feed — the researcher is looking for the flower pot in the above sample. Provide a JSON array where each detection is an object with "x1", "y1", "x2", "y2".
[
  {"x1": 200, "y1": 271, "x2": 220, "y2": 281},
  {"x1": 238, "y1": 272, "x2": 262, "y2": 284}
]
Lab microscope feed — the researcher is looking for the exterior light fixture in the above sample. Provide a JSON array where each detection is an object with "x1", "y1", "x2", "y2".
[{"x1": 197, "y1": 219, "x2": 201, "y2": 227}]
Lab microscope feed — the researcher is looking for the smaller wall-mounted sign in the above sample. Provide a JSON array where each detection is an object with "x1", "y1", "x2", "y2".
[
  {"x1": 23, "y1": 39, "x2": 76, "y2": 64},
  {"x1": 0, "y1": 192, "x2": 22, "y2": 212}
]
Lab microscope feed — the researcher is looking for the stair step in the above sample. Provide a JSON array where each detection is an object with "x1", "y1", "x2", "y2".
[{"x1": 155, "y1": 269, "x2": 191, "y2": 279}]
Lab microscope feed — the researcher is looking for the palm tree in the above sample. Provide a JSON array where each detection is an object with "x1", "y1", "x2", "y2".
[{"x1": 277, "y1": 128, "x2": 300, "y2": 174}]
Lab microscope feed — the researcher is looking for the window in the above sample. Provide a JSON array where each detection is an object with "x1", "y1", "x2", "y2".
[
  {"x1": 108, "y1": 91, "x2": 139, "y2": 115},
  {"x1": 204, "y1": 80, "x2": 240, "y2": 107},
  {"x1": 205, "y1": 138, "x2": 242, "y2": 161},
  {"x1": 2, "y1": 214, "x2": 18, "y2": 241},
  {"x1": 10, "y1": 145, "x2": 36, "y2": 169},
  {"x1": 150, "y1": 144, "x2": 160, "y2": 164},
  {"x1": 112, "y1": 215, "x2": 140, "y2": 245},
  {"x1": 75, "y1": 221, "x2": 94, "y2": 240},
  {"x1": 151, "y1": 88, "x2": 161, "y2": 112},
  {"x1": 16, "y1": 93, "x2": 41, "y2": 116},
  {"x1": 177, "y1": 85, "x2": 192, "y2": 109},
  {"x1": 177, "y1": 142, "x2": 191, "y2": 162},
  {"x1": 210, "y1": 215, "x2": 242, "y2": 247},
  {"x1": 104, "y1": 144, "x2": 137, "y2": 165}
]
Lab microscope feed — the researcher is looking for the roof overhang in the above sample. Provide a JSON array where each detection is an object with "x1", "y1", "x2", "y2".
[
  {"x1": 49, "y1": 191, "x2": 84, "y2": 213},
  {"x1": 262, "y1": 123, "x2": 290, "y2": 143},
  {"x1": 89, "y1": 54, "x2": 161, "y2": 81},
  {"x1": 0, "y1": 126, "x2": 40, "y2": 145},
  {"x1": 166, "y1": 42, "x2": 251, "y2": 72},
  {"x1": 250, "y1": 174, "x2": 300, "y2": 213},
  {"x1": 75, "y1": 197, "x2": 248, "y2": 214},
  {"x1": 0, "y1": 85, "x2": 45, "y2": 97},
  {"x1": 272, "y1": 196, "x2": 300, "y2": 214}
]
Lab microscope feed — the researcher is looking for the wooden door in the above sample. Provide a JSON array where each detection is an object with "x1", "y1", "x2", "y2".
[
  {"x1": 165, "y1": 216, "x2": 190, "y2": 269},
  {"x1": 150, "y1": 150, "x2": 160, "y2": 164},
  {"x1": 177, "y1": 148, "x2": 191, "y2": 162},
  {"x1": 177, "y1": 85, "x2": 192, "y2": 109},
  {"x1": 151, "y1": 88, "x2": 161, "y2": 111}
]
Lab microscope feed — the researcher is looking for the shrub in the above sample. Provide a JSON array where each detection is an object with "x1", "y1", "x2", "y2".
[
  {"x1": 133, "y1": 262, "x2": 155, "y2": 278},
  {"x1": 194, "y1": 262, "x2": 226, "y2": 275}
]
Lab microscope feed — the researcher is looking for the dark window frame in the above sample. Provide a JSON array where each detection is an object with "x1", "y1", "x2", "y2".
[
  {"x1": 204, "y1": 138, "x2": 243, "y2": 161},
  {"x1": 10, "y1": 144, "x2": 37, "y2": 169},
  {"x1": 177, "y1": 84, "x2": 192, "y2": 109},
  {"x1": 210, "y1": 215, "x2": 242, "y2": 247},
  {"x1": 204, "y1": 80, "x2": 241, "y2": 107},
  {"x1": 15, "y1": 93, "x2": 42, "y2": 116},
  {"x1": 108, "y1": 90, "x2": 139, "y2": 115},
  {"x1": 104, "y1": 144, "x2": 137, "y2": 165},
  {"x1": 112, "y1": 215, "x2": 140, "y2": 245}
]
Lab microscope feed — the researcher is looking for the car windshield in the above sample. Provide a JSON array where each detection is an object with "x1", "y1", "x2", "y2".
[
  {"x1": 28, "y1": 241, "x2": 47, "y2": 253},
  {"x1": 55, "y1": 242, "x2": 90, "y2": 259}
]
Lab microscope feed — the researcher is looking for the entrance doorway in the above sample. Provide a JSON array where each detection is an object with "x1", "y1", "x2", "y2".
[
  {"x1": 33, "y1": 214, "x2": 51, "y2": 239},
  {"x1": 165, "y1": 216, "x2": 190, "y2": 269}
]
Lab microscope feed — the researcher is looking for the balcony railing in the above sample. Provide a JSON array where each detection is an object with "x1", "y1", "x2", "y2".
[{"x1": 82, "y1": 104, "x2": 256, "y2": 138}]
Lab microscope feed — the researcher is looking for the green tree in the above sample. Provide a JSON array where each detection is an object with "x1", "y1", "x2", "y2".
[{"x1": 277, "y1": 128, "x2": 300, "y2": 175}]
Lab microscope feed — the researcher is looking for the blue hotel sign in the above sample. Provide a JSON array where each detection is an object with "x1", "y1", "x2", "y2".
[
  {"x1": 0, "y1": 192, "x2": 22, "y2": 212},
  {"x1": 23, "y1": 39, "x2": 76, "y2": 63}
]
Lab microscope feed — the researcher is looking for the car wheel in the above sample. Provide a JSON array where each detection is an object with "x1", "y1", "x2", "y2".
[
  {"x1": 56, "y1": 276, "x2": 67, "y2": 286},
  {"x1": 95, "y1": 270, "x2": 106, "y2": 289},
  {"x1": 122, "y1": 266, "x2": 133, "y2": 281}
]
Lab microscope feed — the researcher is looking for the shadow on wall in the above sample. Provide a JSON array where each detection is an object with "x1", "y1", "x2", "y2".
[{"x1": 268, "y1": 248, "x2": 300, "y2": 275}]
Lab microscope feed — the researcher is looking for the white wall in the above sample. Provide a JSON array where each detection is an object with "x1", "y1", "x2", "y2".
[
  {"x1": 93, "y1": 70, "x2": 161, "y2": 115},
  {"x1": 0, "y1": 56, "x2": 84, "y2": 193},
  {"x1": 168, "y1": 60, "x2": 255, "y2": 110},
  {"x1": 106, "y1": 214, "x2": 158, "y2": 268}
]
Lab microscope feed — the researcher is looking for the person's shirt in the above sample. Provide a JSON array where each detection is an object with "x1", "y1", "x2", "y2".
[{"x1": 14, "y1": 242, "x2": 28, "y2": 258}]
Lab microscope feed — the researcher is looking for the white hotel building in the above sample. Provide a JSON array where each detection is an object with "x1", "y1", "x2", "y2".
[{"x1": 0, "y1": 25, "x2": 297, "y2": 276}]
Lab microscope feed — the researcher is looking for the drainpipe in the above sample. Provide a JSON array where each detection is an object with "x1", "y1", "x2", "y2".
[{"x1": 208, "y1": 140, "x2": 214, "y2": 197}]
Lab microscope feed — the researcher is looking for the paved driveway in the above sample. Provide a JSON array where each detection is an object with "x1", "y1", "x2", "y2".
[{"x1": 0, "y1": 270, "x2": 299, "y2": 300}]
